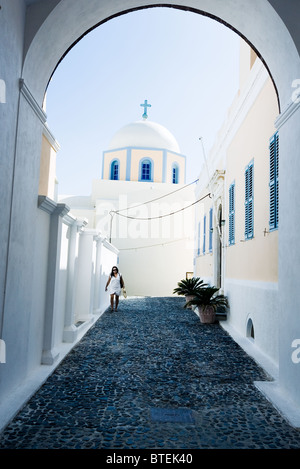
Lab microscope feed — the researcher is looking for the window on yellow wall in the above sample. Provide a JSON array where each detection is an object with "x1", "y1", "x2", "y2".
[
  {"x1": 172, "y1": 164, "x2": 179, "y2": 184},
  {"x1": 245, "y1": 161, "x2": 254, "y2": 239},
  {"x1": 209, "y1": 208, "x2": 213, "y2": 252},
  {"x1": 269, "y1": 132, "x2": 279, "y2": 230},
  {"x1": 110, "y1": 160, "x2": 119, "y2": 180},
  {"x1": 203, "y1": 215, "x2": 206, "y2": 253},
  {"x1": 140, "y1": 159, "x2": 152, "y2": 181},
  {"x1": 197, "y1": 222, "x2": 200, "y2": 255},
  {"x1": 229, "y1": 182, "x2": 235, "y2": 245}
]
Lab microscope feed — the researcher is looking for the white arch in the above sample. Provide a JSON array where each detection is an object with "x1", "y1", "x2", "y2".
[{"x1": 22, "y1": 0, "x2": 300, "y2": 110}]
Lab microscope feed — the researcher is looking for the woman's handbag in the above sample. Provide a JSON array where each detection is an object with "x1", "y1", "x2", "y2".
[{"x1": 122, "y1": 288, "x2": 127, "y2": 298}]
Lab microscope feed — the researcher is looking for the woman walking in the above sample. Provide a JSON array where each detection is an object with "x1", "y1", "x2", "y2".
[{"x1": 105, "y1": 266, "x2": 125, "y2": 312}]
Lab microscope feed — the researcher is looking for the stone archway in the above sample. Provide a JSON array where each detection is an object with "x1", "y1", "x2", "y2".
[
  {"x1": 22, "y1": 1, "x2": 300, "y2": 108},
  {"x1": 1, "y1": 0, "x2": 300, "y2": 420}
]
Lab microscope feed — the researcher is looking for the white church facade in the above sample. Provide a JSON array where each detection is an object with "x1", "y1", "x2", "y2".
[{"x1": 60, "y1": 102, "x2": 195, "y2": 297}]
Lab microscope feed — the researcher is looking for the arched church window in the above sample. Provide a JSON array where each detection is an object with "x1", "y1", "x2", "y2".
[
  {"x1": 172, "y1": 164, "x2": 179, "y2": 184},
  {"x1": 140, "y1": 159, "x2": 152, "y2": 181},
  {"x1": 110, "y1": 160, "x2": 119, "y2": 180}
]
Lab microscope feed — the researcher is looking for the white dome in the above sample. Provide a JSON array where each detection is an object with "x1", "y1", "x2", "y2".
[{"x1": 107, "y1": 120, "x2": 180, "y2": 153}]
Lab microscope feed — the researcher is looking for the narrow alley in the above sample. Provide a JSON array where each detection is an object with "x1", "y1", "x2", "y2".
[{"x1": 0, "y1": 296, "x2": 299, "y2": 450}]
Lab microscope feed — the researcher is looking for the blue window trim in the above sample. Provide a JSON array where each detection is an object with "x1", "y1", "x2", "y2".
[
  {"x1": 197, "y1": 222, "x2": 201, "y2": 256},
  {"x1": 162, "y1": 150, "x2": 167, "y2": 182},
  {"x1": 203, "y1": 215, "x2": 206, "y2": 254},
  {"x1": 209, "y1": 208, "x2": 213, "y2": 252},
  {"x1": 101, "y1": 152, "x2": 105, "y2": 179},
  {"x1": 139, "y1": 157, "x2": 154, "y2": 182},
  {"x1": 104, "y1": 147, "x2": 186, "y2": 183},
  {"x1": 269, "y1": 132, "x2": 279, "y2": 231},
  {"x1": 110, "y1": 159, "x2": 120, "y2": 180},
  {"x1": 245, "y1": 160, "x2": 254, "y2": 240},
  {"x1": 229, "y1": 182, "x2": 235, "y2": 245}
]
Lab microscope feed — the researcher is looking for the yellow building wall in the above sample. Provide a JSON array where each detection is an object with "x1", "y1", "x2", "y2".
[
  {"x1": 195, "y1": 252, "x2": 213, "y2": 279},
  {"x1": 39, "y1": 134, "x2": 57, "y2": 199},
  {"x1": 103, "y1": 148, "x2": 186, "y2": 184},
  {"x1": 194, "y1": 77, "x2": 279, "y2": 285},
  {"x1": 103, "y1": 149, "x2": 127, "y2": 180},
  {"x1": 194, "y1": 195, "x2": 214, "y2": 279},
  {"x1": 226, "y1": 78, "x2": 279, "y2": 282}
]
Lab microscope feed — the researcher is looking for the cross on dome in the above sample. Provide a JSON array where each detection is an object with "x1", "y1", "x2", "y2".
[{"x1": 140, "y1": 99, "x2": 151, "y2": 120}]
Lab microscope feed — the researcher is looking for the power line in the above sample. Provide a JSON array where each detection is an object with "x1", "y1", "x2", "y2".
[
  {"x1": 113, "y1": 192, "x2": 211, "y2": 221},
  {"x1": 118, "y1": 236, "x2": 193, "y2": 251},
  {"x1": 111, "y1": 178, "x2": 199, "y2": 215}
]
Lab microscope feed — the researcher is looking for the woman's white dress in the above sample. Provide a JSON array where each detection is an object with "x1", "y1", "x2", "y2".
[{"x1": 109, "y1": 273, "x2": 122, "y2": 296}]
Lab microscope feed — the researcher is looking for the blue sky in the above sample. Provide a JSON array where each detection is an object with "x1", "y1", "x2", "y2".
[{"x1": 45, "y1": 7, "x2": 240, "y2": 195}]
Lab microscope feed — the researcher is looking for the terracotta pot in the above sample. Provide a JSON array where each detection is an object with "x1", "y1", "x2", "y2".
[
  {"x1": 198, "y1": 305, "x2": 216, "y2": 324},
  {"x1": 185, "y1": 295, "x2": 195, "y2": 309}
]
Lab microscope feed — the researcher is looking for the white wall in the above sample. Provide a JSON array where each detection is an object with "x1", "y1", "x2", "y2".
[
  {"x1": 63, "y1": 179, "x2": 195, "y2": 297},
  {"x1": 224, "y1": 279, "x2": 279, "y2": 365},
  {"x1": 119, "y1": 238, "x2": 194, "y2": 297},
  {"x1": 0, "y1": 192, "x2": 118, "y2": 430},
  {"x1": 0, "y1": 0, "x2": 26, "y2": 341},
  {"x1": 276, "y1": 103, "x2": 300, "y2": 409}
]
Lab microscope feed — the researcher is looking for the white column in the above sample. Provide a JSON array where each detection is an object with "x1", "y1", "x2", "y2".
[
  {"x1": 75, "y1": 230, "x2": 97, "y2": 323},
  {"x1": 39, "y1": 197, "x2": 70, "y2": 365},
  {"x1": 63, "y1": 216, "x2": 87, "y2": 343},
  {"x1": 93, "y1": 233, "x2": 103, "y2": 315}
]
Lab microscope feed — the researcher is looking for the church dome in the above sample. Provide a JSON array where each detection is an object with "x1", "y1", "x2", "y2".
[{"x1": 107, "y1": 120, "x2": 180, "y2": 153}]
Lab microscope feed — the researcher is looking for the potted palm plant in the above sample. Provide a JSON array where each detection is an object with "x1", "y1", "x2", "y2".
[
  {"x1": 173, "y1": 277, "x2": 208, "y2": 308},
  {"x1": 185, "y1": 286, "x2": 229, "y2": 324}
]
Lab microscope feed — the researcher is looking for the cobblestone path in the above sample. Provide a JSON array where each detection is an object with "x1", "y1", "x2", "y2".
[{"x1": 0, "y1": 296, "x2": 300, "y2": 449}]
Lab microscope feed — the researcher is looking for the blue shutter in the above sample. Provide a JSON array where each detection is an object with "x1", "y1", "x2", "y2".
[
  {"x1": 245, "y1": 161, "x2": 254, "y2": 239},
  {"x1": 197, "y1": 222, "x2": 201, "y2": 255},
  {"x1": 229, "y1": 182, "x2": 235, "y2": 245},
  {"x1": 209, "y1": 208, "x2": 213, "y2": 252},
  {"x1": 269, "y1": 132, "x2": 279, "y2": 230},
  {"x1": 203, "y1": 215, "x2": 206, "y2": 254}
]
